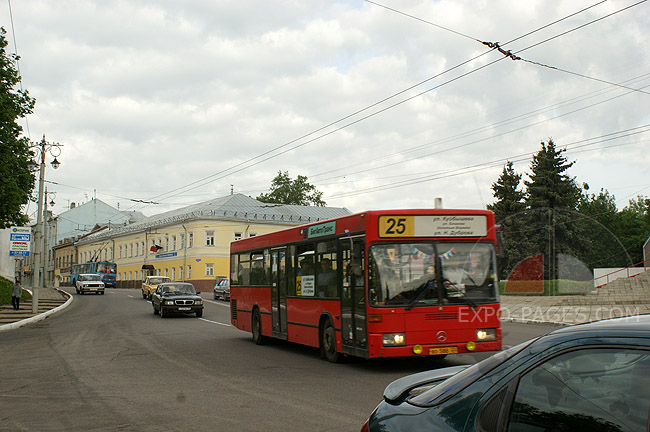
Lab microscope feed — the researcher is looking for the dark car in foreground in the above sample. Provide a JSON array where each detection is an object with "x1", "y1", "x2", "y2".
[
  {"x1": 213, "y1": 278, "x2": 230, "y2": 301},
  {"x1": 362, "y1": 315, "x2": 650, "y2": 432},
  {"x1": 152, "y1": 282, "x2": 203, "y2": 318}
]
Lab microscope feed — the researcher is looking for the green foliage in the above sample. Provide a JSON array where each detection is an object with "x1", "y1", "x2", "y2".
[
  {"x1": 490, "y1": 139, "x2": 649, "y2": 287},
  {"x1": 0, "y1": 27, "x2": 36, "y2": 229},
  {"x1": 257, "y1": 171, "x2": 325, "y2": 206},
  {"x1": 0, "y1": 275, "x2": 30, "y2": 306}
]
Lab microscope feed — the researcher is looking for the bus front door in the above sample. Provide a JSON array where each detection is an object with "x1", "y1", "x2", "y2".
[
  {"x1": 271, "y1": 248, "x2": 288, "y2": 340},
  {"x1": 340, "y1": 237, "x2": 367, "y2": 358}
]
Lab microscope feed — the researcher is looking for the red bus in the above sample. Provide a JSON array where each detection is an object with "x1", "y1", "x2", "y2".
[{"x1": 229, "y1": 209, "x2": 502, "y2": 362}]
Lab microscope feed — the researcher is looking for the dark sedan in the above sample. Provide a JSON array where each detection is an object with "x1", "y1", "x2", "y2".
[
  {"x1": 362, "y1": 315, "x2": 650, "y2": 432},
  {"x1": 152, "y1": 282, "x2": 203, "y2": 318}
]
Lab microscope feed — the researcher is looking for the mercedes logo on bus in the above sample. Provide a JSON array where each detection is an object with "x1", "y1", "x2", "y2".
[{"x1": 436, "y1": 331, "x2": 448, "y2": 342}]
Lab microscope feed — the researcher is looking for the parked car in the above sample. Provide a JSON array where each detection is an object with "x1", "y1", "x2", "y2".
[
  {"x1": 213, "y1": 278, "x2": 230, "y2": 301},
  {"x1": 75, "y1": 274, "x2": 105, "y2": 295},
  {"x1": 141, "y1": 276, "x2": 171, "y2": 300},
  {"x1": 152, "y1": 282, "x2": 203, "y2": 318},
  {"x1": 362, "y1": 315, "x2": 650, "y2": 432}
]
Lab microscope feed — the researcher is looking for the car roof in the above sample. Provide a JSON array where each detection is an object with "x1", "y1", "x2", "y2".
[{"x1": 549, "y1": 314, "x2": 650, "y2": 336}]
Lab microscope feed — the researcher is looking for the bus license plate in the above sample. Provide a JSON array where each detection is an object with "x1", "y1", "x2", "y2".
[
  {"x1": 429, "y1": 347, "x2": 458, "y2": 355},
  {"x1": 178, "y1": 307, "x2": 191, "y2": 311}
]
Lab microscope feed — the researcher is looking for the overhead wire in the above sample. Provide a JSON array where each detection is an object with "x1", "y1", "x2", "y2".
[{"x1": 136, "y1": 0, "x2": 618, "y2": 206}]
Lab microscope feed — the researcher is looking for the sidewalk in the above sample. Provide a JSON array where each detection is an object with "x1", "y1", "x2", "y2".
[
  {"x1": 500, "y1": 295, "x2": 650, "y2": 326},
  {"x1": 0, "y1": 286, "x2": 72, "y2": 332}
]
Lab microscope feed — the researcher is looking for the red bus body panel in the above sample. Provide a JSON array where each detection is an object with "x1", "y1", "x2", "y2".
[{"x1": 230, "y1": 209, "x2": 502, "y2": 359}]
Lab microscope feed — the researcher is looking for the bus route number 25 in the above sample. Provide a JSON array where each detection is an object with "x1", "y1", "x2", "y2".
[{"x1": 378, "y1": 216, "x2": 414, "y2": 238}]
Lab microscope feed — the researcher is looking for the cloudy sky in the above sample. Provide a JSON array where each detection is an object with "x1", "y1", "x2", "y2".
[{"x1": 3, "y1": 0, "x2": 649, "y2": 221}]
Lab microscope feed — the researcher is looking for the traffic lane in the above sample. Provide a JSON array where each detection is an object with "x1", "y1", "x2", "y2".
[{"x1": 0, "y1": 289, "x2": 563, "y2": 431}]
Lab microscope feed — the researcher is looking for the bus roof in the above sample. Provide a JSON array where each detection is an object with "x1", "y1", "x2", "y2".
[{"x1": 230, "y1": 209, "x2": 496, "y2": 253}]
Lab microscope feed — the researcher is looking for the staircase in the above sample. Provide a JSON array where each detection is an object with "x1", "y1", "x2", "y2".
[{"x1": 566, "y1": 269, "x2": 650, "y2": 305}]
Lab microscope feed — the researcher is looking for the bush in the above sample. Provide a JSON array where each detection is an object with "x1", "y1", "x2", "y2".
[{"x1": 500, "y1": 279, "x2": 588, "y2": 296}]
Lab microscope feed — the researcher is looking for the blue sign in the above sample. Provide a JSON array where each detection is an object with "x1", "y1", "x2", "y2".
[
  {"x1": 10, "y1": 250, "x2": 29, "y2": 257},
  {"x1": 10, "y1": 233, "x2": 31, "y2": 241},
  {"x1": 155, "y1": 252, "x2": 178, "y2": 259}
]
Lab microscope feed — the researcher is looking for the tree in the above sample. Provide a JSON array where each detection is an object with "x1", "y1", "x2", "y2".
[
  {"x1": 524, "y1": 139, "x2": 580, "y2": 209},
  {"x1": 0, "y1": 27, "x2": 36, "y2": 228},
  {"x1": 524, "y1": 139, "x2": 583, "y2": 280},
  {"x1": 257, "y1": 171, "x2": 326, "y2": 206},
  {"x1": 487, "y1": 161, "x2": 529, "y2": 278},
  {"x1": 487, "y1": 161, "x2": 526, "y2": 222}
]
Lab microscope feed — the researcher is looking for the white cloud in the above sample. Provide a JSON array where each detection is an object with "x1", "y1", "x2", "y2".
[{"x1": 4, "y1": 0, "x2": 649, "y2": 220}]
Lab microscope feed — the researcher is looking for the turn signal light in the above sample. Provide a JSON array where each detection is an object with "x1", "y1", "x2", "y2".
[{"x1": 368, "y1": 314, "x2": 383, "y2": 323}]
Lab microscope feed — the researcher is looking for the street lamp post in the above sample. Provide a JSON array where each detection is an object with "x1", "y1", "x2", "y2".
[{"x1": 30, "y1": 135, "x2": 62, "y2": 314}]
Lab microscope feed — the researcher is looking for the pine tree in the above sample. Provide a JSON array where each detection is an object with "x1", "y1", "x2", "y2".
[
  {"x1": 524, "y1": 139, "x2": 582, "y2": 282},
  {"x1": 487, "y1": 161, "x2": 528, "y2": 279}
]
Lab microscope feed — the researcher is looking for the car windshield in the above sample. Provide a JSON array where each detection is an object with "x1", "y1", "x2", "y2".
[
  {"x1": 81, "y1": 275, "x2": 102, "y2": 281},
  {"x1": 162, "y1": 284, "x2": 196, "y2": 295},
  {"x1": 368, "y1": 242, "x2": 498, "y2": 307},
  {"x1": 150, "y1": 278, "x2": 170, "y2": 284},
  {"x1": 408, "y1": 338, "x2": 537, "y2": 407}
]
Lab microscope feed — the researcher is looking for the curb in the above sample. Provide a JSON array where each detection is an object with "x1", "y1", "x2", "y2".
[{"x1": 0, "y1": 288, "x2": 73, "y2": 332}]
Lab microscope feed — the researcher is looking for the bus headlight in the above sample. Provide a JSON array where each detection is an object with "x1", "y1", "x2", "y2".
[
  {"x1": 382, "y1": 333, "x2": 405, "y2": 346},
  {"x1": 476, "y1": 328, "x2": 497, "y2": 341}
]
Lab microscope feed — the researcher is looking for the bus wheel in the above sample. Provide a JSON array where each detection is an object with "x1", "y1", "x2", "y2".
[
  {"x1": 321, "y1": 321, "x2": 340, "y2": 363},
  {"x1": 252, "y1": 309, "x2": 266, "y2": 345}
]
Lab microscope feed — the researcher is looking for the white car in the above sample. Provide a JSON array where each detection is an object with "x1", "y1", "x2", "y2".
[{"x1": 75, "y1": 274, "x2": 105, "y2": 295}]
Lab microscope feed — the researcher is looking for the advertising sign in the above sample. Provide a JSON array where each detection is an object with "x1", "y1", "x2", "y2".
[{"x1": 9, "y1": 226, "x2": 31, "y2": 257}]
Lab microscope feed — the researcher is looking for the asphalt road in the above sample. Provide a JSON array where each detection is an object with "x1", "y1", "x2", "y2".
[{"x1": 0, "y1": 288, "x2": 559, "y2": 432}]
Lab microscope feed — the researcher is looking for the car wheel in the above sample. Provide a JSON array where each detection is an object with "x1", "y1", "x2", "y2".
[
  {"x1": 153, "y1": 303, "x2": 158, "y2": 315},
  {"x1": 321, "y1": 321, "x2": 340, "y2": 363},
  {"x1": 142, "y1": 291, "x2": 147, "y2": 299},
  {"x1": 160, "y1": 306, "x2": 166, "y2": 318},
  {"x1": 196, "y1": 310, "x2": 203, "y2": 318},
  {"x1": 252, "y1": 309, "x2": 267, "y2": 345}
]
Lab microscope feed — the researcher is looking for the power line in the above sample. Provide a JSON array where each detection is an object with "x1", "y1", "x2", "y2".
[{"x1": 136, "y1": 0, "x2": 617, "y2": 206}]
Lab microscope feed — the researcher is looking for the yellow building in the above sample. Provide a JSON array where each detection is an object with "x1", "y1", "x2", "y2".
[{"x1": 75, "y1": 194, "x2": 350, "y2": 291}]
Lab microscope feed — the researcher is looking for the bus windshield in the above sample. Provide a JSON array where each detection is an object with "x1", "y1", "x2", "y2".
[
  {"x1": 97, "y1": 262, "x2": 117, "y2": 273},
  {"x1": 368, "y1": 242, "x2": 497, "y2": 308}
]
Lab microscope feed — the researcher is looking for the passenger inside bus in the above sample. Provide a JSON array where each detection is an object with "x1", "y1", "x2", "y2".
[{"x1": 317, "y1": 258, "x2": 336, "y2": 297}]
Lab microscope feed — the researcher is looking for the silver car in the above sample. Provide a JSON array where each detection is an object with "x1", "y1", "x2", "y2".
[{"x1": 213, "y1": 278, "x2": 230, "y2": 301}]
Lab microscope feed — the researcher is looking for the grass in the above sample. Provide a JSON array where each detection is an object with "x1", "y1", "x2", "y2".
[{"x1": 0, "y1": 276, "x2": 31, "y2": 306}]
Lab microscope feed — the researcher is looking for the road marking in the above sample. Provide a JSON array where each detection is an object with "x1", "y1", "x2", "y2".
[
  {"x1": 202, "y1": 298, "x2": 230, "y2": 308},
  {"x1": 199, "y1": 318, "x2": 231, "y2": 327}
]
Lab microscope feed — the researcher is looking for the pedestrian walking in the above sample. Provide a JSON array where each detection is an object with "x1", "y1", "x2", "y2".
[{"x1": 11, "y1": 278, "x2": 22, "y2": 310}]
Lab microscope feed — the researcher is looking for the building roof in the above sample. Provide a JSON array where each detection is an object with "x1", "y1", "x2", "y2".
[{"x1": 77, "y1": 194, "x2": 351, "y2": 245}]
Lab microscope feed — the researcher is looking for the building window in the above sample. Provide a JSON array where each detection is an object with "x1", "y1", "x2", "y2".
[
  {"x1": 164, "y1": 268, "x2": 168, "y2": 277},
  {"x1": 187, "y1": 265, "x2": 191, "y2": 279},
  {"x1": 248, "y1": 232, "x2": 257, "y2": 238},
  {"x1": 171, "y1": 267, "x2": 176, "y2": 281},
  {"x1": 179, "y1": 266, "x2": 183, "y2": 280},
  {"x1": 172, "y1": 235, "x2": 176, "y2": 251},
  {"x1": 140, "y1": 242, "x2": 144, "y2": 256},
  {"x1": 118, "y1": 246, "x2": 122, "y2": 259},
  {"x1": 234, "y1": 232, "x2": 243, "y2": 241},
  {"x1": 188, "y1": 232, "x2": 194, "y2": 248},
  {"x1": 129, "y1": 243, "x2": 133, "y2": 258},
  {"x1": 205, "y1": 230, "x2": 215, "y2": 246},
  {"x1": 205, "y1": 263, "x2": 214, "y2": 277},
  {"x1": 180, "y1": 233, "x2": 185, "y2": 249}
]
